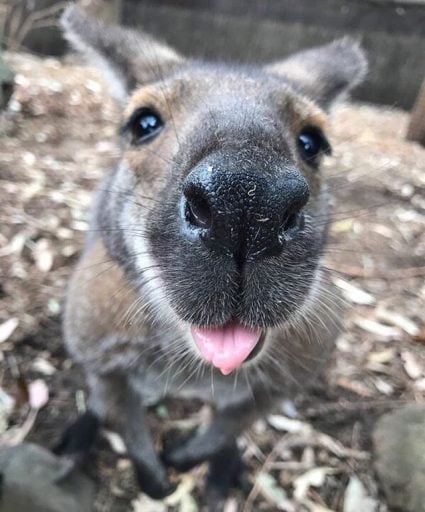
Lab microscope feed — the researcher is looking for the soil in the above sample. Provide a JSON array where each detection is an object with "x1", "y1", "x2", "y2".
[{"x1": 0, "y1": 52, "x2": 424, "y2": 512}]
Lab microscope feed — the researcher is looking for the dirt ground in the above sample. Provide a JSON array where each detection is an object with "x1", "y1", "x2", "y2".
[{"x1": 0, "y1": 52, "x2": 424, "y2": 512}]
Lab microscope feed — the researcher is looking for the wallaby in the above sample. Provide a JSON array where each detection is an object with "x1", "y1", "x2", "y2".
[{"x1": 57, "y1": 5, "x2": 367, "y2": 504}]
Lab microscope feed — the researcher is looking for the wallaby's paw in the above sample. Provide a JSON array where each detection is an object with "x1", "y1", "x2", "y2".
[
  {"x1": 161, "y1": 429, "x2": 199, "y2": 472},
  {"x1": 53, "y1": 411, "x2": 99, "y2": 479},
  {"x1": 162, "y1": 443, "x2": 196, "y2": 473},
  {"x1": 134, "y1": 460, "x2": 177, "y2": 499},
  {"x1": 205, "y1": 441, "x2": 248, "y2": 510}
]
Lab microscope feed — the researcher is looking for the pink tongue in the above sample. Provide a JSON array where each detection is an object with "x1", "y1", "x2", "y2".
[{"x1": 191, "y1": 322, "x2": 262, "y2": 375}]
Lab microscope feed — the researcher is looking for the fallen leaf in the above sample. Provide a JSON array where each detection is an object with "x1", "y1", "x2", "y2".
[
  {"x1": 0, "y1": 318, "x2": 19, "y2": 343},
  {"x1": 376, "y1": 307, "x2": 419, "y2": 337},
  {"x1": 132, "y1": 494, "x2": 167, "y2": 512},
  {"x1": 256, "y1": 472, "x2": 290, "y2": 510},
  {"x1": 373, "y1": 378, "x2": 394, "y2": 395},
  {"x1": 31, "y1": 357, "x2": 57, "y2": 376},
  {"x1": 28, "y1": 379, "x2": 49, "y2": 409},
  {"x1": 165, "y1": 475, "x2": 196, "y2": 510},
  {"x1": 103, "y1": 430, "x2": 127, "y2": 455},
  {"x1": 343, "y1": 476, "x2": 378, "y2": 512},
  {"x1": 0, "y1": 232, "x2": 27, "y2": 257},
  {"x1": 401, "y1": 351, "x2": 423, "y2": 380},
  {"x1": 353, "y1": 317, "x2": 401, "y2": 340},
  {"x1": 414, "y1": 378, "x2": 425, "y2": 391},
  {"x1": 367, "y1": 348, "x2": 395, "y2": 365},
  {"x1": 331, "y1": 219, "x2": 354, "y2": 233},
  {"x1": 223, "y1": 498, "x2": 239, "y2": 512},
  {"x1": 33, "y1": 238, "x2": 54, "y2": 272},
  {"x1": 336, "y1": 377, "x2": 374, "y2": 397},
  {"x1": 293, "y1": 467, "x2": 337, "y2": 501},
  {"x1": 267, "y1": 415, "x2": 311, "y2": 434},
  {"x1": 333, "y1": 278, "x2": 375, "y2": 305},
  {"x1": 179, "y1": 493, "x2": 198, "y2": 512}
]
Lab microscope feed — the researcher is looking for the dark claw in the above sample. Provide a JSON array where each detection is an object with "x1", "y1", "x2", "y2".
[
  {"x1": 53, "y1": 411, "x2": 99, "y2": 480},
  {"x1": 205, "y1": 441, "x2": 248, "y2": 509},
  {"x1": 162, "y1": 445, "x2": 196, "y2": 473},
  {"x1": 161, "y1": 429, "x2": 198, "y2": 472},
  {"x1": 134, "y1": 460, "x2": 176, "y2": 499}
]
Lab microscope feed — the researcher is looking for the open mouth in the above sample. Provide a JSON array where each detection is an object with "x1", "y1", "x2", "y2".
[{"x1": 190, "y1": 321, "x2": 265, "y2": 375}]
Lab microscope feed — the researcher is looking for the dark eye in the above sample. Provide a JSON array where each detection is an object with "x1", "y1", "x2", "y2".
[
  {"x1": 297, "y1": 127, "x2": 331, "y2": 166},
  {"x1": 124, "y1": 107, "x2": 164, "y2": 144}
]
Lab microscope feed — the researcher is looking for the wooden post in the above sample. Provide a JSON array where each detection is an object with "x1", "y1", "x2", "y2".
[{"x1": 407, "y1": 77, "x2": 425, "y2": 147}]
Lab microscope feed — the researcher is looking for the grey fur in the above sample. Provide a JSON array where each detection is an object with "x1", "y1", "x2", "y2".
[
  {"x1": 60, "y1": 6, "x2": 366, "y2": 501},
  {"x1": 266, "y1": 38, "x2": 368, "y2": 109}
]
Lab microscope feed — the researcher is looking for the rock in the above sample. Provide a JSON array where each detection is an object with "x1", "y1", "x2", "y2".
[
  {"x1": 0, "y1": 443, "x2": 95, "y2": 512},
  {"x1": 373, "y1": 404, "x2": 425, "y2": 512}
]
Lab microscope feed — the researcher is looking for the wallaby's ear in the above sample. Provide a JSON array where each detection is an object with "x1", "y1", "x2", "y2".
[
  {"x1": 61, "y1": 6, "x2": 183, "y2": 103},
  {"x1": 265, "y1": 38, "x2": 367, "y2": 110}
]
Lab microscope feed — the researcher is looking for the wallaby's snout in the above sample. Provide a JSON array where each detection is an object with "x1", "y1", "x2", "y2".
[{"x1": 181, "y1": 156, "x2": 309, "y2": 264}]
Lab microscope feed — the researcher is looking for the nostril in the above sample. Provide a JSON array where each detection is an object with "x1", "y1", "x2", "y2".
[
  {"x1": 185, "y1": 195, "x2": 212, "y2": 229},
  {"x1": 282, "y1": 211, "x2": 304, "y2": 233}
]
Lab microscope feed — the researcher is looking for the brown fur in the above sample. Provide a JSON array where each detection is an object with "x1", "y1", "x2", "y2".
[{"x1": 59, "y1": 6, "x2": 367, "y2": 502}]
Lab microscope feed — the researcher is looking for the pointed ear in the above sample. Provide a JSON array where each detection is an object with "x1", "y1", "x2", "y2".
[
  {"x1": 61, "y1": 6, "x2": 183, "y2": 103},
  {"x1": 265, "y1": 38, "x2": 367, "y2": 110}
]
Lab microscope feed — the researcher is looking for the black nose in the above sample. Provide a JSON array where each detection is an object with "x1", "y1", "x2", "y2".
[{"x1": 181, "y1": 159, "x2": 309, "y2": 264}]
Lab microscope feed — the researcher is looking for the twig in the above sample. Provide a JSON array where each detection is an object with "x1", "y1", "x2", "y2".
[{"x1": 243, "y1": 435, "x2": 290, "y2": 512}]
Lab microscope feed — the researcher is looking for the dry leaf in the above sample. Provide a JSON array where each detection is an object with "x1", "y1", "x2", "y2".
[
  {"x1": 103, "y1": 430, "x2": 127, "y2": 455},
  {"x1": 343, "y1": 476, "x2": 378, "y2": 512},
  {"x1": 165, "y1": 475, "x2": 197, "y2": 511},
  {"x1": 132, "y1": 494, "x2": 167, "y2": 512},
  {"x1": 331, "y1": 219, "x2": 354, "y2": 233},
  {"x1": 376, "y1": 307, "x2": 419, "y2": 336},
  {"x1": 256, "y1": 472, "x2": 290, "y2": 510},
  {"x1": 33, "y1": 238, "x2": 54, "y2": 272},
  {"x1": 178, "y1": 493, "x2": 198, "y2": 512},
  {"x1": 223, "y1": 498, "x2": 239, "y2": 512},
  {"x1": 293, "y1": 467, "x2": 337, "y2": 501},
  {"x1": 367, "y1": 348, "x2": 395, "y2": 365},
  {"x1": 28, "y1": 379, "x2": 49, "y2": 409},
  {"x1": 0, "y1": 232, "x2": 27, "y2": 257},
  {"x1": 373, "y1": 378, "x2": 394, "y2": 395},
  {"x1": 267, "y1": 415, "x2": 311, "y2": 434},
  {"x1": 401, "y1": 351, "x2": 423, "y2": 380},
  {"x1": 0, "y1": 318, "x2": 19, "y2": 343},
  {"x1": 333, "y1": 278, "x2": 375, "y2": 305},
  {"x1": 31, "y1": 357, "x2": 57, "y2": 376},
  {"x1": 353, "y1": 317, "x2": 401, "y2": 340},
  {"x1": 414, "y1": 378, "x2": 425, "y2": 391},
  {"x1": 336, "y1": 377, "x2": 374, "y2": 397}
]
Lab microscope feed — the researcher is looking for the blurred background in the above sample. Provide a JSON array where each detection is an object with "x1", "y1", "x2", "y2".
[
  {"x1": 1, "y1": 0, "x2": 425, "y2": 109},
  {"x1": 0, "y1": 2, "x2": 424, "y2": 512}
]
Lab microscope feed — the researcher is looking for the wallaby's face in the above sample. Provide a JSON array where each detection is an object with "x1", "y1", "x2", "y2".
[
  {"x1": 123, "y1": 68, "x2": 327, "y2": 326},
  {"x1": 63, "y1": 9, "x2": 366, "y2": 375}
]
